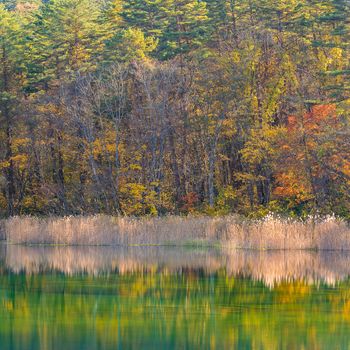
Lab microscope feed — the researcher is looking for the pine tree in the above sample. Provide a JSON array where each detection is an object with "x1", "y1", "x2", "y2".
[
  {"x1": 103, "y1": 0, "x2": 158, "y2": 63},
  {"x1": 158, "y1": 0, "x2": 210, "y2": 59},
  {"x1": 0, "y1": 5, "x2": 26, "y2": 215},
  {"x1": 31, "y1": 0, "x2": 106, "y2": 88},
  {"x1": 315, "y1": 0, "x2": 350, "y2": 100},
  {"x1": 121, "y1": 0, "x2": 171, "y2": 37}
]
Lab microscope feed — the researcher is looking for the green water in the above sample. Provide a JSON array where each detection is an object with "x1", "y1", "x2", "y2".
[{"x1": 1, "y1": 246, "x2": 350, "y2": 349}]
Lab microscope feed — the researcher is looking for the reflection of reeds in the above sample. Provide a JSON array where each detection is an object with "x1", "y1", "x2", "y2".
[
  {"x1": 0, "y1": 220, "x2": 5, "y2": 241},
  {"x1": 224, "y1": 250, "x2": 350, "y2": 286},
  {"x1": 3, "y1": 244, "x2": 350, "y2": 286},
  {"x1": 4, "y1": 215, "x2": 350, "y2": 249},
  {"x1": 4, "y1": 245, "x2": 223, "y2": 275}
]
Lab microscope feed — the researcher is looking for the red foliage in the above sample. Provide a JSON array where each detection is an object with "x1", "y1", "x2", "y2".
[
  {"x1": 287, "y1": 104, "x2": 337, "y2": 132},
  {"x1": 180, "y1": 192, "x2": 198, "y2": 212}
]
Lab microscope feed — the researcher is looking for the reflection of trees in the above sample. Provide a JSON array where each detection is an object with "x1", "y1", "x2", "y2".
[{"x1": 0, "y1": 269, "x2": 350, "y2": 349}]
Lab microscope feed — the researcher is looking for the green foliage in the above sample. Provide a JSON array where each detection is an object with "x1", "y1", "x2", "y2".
[
  {"x1": 0, "y1": 0, "x2": 349, "y2": 218},
  {"x1": 105, "y1": 27, "x2": 157, "y2": 62},
  {"x1": 30, "y1": 0, "x2": 106, "y2": 87}
]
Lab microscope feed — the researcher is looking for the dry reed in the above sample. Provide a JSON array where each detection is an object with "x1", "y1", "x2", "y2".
[{"x1": 3, "y1": 214, "x2": 350, "y2": 250}]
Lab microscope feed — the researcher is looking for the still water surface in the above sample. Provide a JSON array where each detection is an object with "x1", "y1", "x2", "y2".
[{"x1": 1, "y1": 245, "x2": 350, "y2": 349}]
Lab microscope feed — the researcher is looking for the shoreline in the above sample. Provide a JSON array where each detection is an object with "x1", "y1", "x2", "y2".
[
  {"x1": 2, "y1": 215, "x2": 350, "y2": 250},
  {"x1": 2, "y1": 240, "x2": 350, "y2": 252}
]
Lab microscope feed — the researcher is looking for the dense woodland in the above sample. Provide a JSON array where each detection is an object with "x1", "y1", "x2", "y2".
[{"x1": 0, "y1": 0, "x2": 349, "y2": 218}]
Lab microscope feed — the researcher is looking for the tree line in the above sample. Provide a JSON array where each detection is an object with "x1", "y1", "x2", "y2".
[{"x1": 0, "y1": 0, "x2": 349, "y2": 217}]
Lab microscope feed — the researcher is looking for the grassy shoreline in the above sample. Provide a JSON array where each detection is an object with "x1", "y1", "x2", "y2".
[{"x1": 2, "y1": 215, "x2": 350, "y2": 250}]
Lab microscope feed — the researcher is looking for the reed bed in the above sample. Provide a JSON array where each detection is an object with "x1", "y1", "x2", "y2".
[
  {"x1": 4, "y1": 215, "x2": 229, "y2": 246},
  {"x1": 3, "y1": 214, "x2": 350, "y2": 250}
]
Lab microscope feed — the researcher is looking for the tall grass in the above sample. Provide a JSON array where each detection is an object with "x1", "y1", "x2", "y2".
[
  {"x1": 3, "y1": 214, "x2": 350, "y2": 250},
  {"x1": 4, "y1": 215, "x2": 229, "y2": 246}
]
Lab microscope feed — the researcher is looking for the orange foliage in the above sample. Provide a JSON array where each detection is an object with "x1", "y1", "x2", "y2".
[
  {"x1": 287, "y1": 115, "x2": 297, "y2": 130},
  {"x1": 273, "y1": 172, "x2": 312, "y2": 203},
  {"x1": 304, "y1": 104, "x2": 337, "y2": 134},
  {"x1": 287, "y1": 104, "x2": 337, "y2": 132},
  {"x1": 181, "y1": 192, "x2": 198, "y2": 213}
]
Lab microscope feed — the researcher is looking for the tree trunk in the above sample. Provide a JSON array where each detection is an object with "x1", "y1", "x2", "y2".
[
  {"x1": 2, "y1": 44, "x2": 15, "y2": 216},
  {"x1": 168, "y1": 126, "x2": 182, "y2": 205}
]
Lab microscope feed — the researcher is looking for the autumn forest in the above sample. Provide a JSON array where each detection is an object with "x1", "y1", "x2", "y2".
[{"x1": 0, "y1": 0, "x2": 349, "y2": 218}]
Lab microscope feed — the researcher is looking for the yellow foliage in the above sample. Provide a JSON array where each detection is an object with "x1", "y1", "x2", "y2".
[
  {"x1": 0, "y1": 161, "x2": 10, "y2": 169},
  {"x1": 11, "y1": 154, "x2": 28, "y2": 169},
  {"x1": 12, "y1": 138, "x2": 30, "y2": 151},
  {"x1": 120, "y1": 182, "x2": 158, "y2": 216},
  {"x1": 216, "y1": 186, "x2": 237, "y2": 211},
  {"x1": 231, "y1": 50, "x2": 240, "y2": 64},
  {"x1": 330, "y1": 47, "x2": 343, "y2": 61},
  {"x1": 0, "y1": 193, "x2": 6, "y2": 209},
  {"x1": 106, "y1": 143, "x2": 116, "y2": 154},
  {"x1": 22, "y1": 196, "x2": 35, "y2": 208},
  {"x1": 93, "y1": 139, "x2": 103, "y2": 158},
  {"x1": 129, "y1": 164, "x2": 142, "y2": 171},
  {"x1": 119, "y1": 28, "x2": 157, "y2": 61}
]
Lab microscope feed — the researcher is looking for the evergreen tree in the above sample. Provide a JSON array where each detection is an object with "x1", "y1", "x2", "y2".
[
  {"x1": 121, "y1": 0, "x2": 171, "y2": 37},
  {"x1": 158, "y1": 0, "x2": 210, "y2": 59},
  {"x1": 31, "y1": 0, "x2": 106, "y2": 88},
  {"x1": 0, "y1": 5, "x2": 26, "y2": 215},
  {"x1": 318, "y1": 0, "x2": 350, "y2": 100}
]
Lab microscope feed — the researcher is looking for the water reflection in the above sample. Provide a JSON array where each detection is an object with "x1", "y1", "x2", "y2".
[
  {"x1": 1, "y1": 244, "x2": 350, "y2": 349},
  {"x1": 2, "y1": 244, "x2": 350, "y2": 286}
]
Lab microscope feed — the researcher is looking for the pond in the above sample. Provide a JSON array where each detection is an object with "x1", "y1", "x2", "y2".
[{"x1": 0, "y1": 245, "x2": 350, "y2": 349}]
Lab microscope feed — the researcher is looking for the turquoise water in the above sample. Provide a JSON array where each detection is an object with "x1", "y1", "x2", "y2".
[{"x1": 1, "y1": 245, "x2": 350, "y2": 349}]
